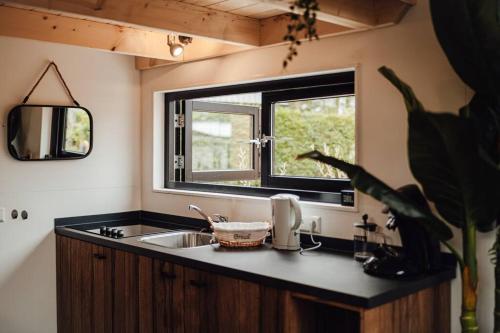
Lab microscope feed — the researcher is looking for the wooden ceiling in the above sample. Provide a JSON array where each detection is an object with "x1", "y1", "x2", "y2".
[
  {"x1": 182, "y1": 0, "x2": 286, "y2": 19},
  {"x1": 0, "y1": 0, "x2": 416, "y2": 70}
]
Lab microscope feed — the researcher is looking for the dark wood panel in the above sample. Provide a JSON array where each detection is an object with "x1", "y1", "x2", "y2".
[
  {"x1": 153, "y1": 260, "x2": 185, "y2": 333},
  {"x1": 113, "y1": 250, "x2": 138, "y2": 333},
  {"x1": 72, "y1": 238, "x2": 93, "y2": 333},
  {"x1": 183, "y1": 266, "x2": 218, "y2": 333},
  {"x1": 361, "y1": 282, "x2": 451, "y2": 333},
  {"x1": 215, "y1": 275, "x2": 265, "y2": 333},
  {"x1": 56, "y1": 235, "x2": 451, "y2": 333},
  {"x1": 113, "y1": 250, "x2": 154, "y2": 333},
  {"x1": 56, "y1": 235, "x2": 114, "y2": 333},
  {"x1": 138, "y1": 256, "x2": 154, "y2": 333},
  {"x1": 260, "y1": 286, "x2": 281, "y2": 333},
  {"x1": 91, "y1": 244, "x2": 113, "y2": 333},
  {"x1": 56, "y1": 235, "x2": 71, "y2": 333}
]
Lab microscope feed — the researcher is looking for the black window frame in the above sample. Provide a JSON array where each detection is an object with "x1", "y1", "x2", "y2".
[
  {"x1": 164, "y1": 71, "x2": 355, "y2": 204},
  {"x1": 52, "y1": 107, "x2": 90, "y2": 158}
]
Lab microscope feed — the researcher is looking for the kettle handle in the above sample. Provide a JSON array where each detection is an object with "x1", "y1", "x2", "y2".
[{"x1": 290, "y1": 197, "x2": 302, "y2": 231}]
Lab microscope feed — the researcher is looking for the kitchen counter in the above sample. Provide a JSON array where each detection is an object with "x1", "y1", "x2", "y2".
[{"x1": 54, "y1": 211, "x2": 456, "y2": 309}]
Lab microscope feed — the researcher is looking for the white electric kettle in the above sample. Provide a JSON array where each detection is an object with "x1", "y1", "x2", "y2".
[{"x1": 270, "y1": 194, "x2": 302, "y2": 250}]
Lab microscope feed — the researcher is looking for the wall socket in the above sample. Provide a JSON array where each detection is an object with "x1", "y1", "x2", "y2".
[{"x1": 300, "y1": 216, "x2": 322, "y2": 234}]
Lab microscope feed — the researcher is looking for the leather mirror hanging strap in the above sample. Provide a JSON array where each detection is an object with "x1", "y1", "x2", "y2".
[{"x1": 22, "y1": 61, "x2": 80, "y2": 107}]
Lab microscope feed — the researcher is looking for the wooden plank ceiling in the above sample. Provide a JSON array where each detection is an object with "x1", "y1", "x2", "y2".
[{"x1": 0, "y1": 0, "x2": 416, "y2": 70}]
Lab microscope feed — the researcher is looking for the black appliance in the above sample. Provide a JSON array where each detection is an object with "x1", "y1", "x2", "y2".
[
  {"x1": 363, "y1": 184, "x2": 442, "y2": 278},
  {"x1": 85, "y1": 224, "x2": 168, "y2": 239}
]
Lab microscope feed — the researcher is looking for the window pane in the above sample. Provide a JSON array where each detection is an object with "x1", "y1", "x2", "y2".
[
  {"x1": 273, "y1": 96, "x2": 355, "y2": 179},
  {"x1": 201, "y1": 179, "x2": 262, "y2": 187},
  {"x1": 63, "y1": 108, "x2": 91, "y2": 154},
  {"x1": 192, "y1": 111, "x2": 253, "y2": 171}
]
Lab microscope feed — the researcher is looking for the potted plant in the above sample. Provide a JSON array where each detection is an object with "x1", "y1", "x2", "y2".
[{"x1": 288, "y1": 0, "x2": 500, "y2": 332}]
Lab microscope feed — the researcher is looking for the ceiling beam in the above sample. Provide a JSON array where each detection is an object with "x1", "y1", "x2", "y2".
[
  {"x1": 255, "y1": 0, "x2": 415, "y2": 29},
  {"x1": 260, "y1": 14, "x2": 352, "y2": 46},
  {"x1": 135, "y1": 57, "x2": 176, "y2": 70},
  {"x1": 2, "y1": 0, "x2": 261, "y2": 46},
  {"x1": 136, "y1": 41, "x2": 251, "y2": 70},
  {"x1": 254, "y1": 0, "x2": 374, "y2": 28},
  {"x1": 0, "y1": 4, "x2": 251, "y2": 63},
  {"x1": 0, "y1": 4, "x2": 181, "y2": 60},
  {"x1": 138, "y1": 0, "x2": 417, "y2": 69}
]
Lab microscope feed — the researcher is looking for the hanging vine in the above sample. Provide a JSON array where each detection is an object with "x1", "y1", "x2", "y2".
[{"x1": 283, "y1": 0, "x2": 320, "y2": 68}]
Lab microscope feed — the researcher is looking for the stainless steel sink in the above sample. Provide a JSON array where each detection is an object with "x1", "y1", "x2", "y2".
[{"x1": 140, "y1": 231, "x2": 213, "y2": 249}]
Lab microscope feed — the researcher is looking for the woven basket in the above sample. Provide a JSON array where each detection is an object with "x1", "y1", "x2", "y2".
[{"x1": 212, "y1": 222, "x2": 270, "y2": 248}]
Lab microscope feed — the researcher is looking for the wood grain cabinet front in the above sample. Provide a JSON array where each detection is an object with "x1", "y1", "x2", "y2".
[
  {"x1": 152, "y1": 260, "x2": 185, "y2": 333},
  {"x1": 56, "y1": 235, "x2": 113, "y2": 333},
  {"x1": 56, "y1": 235, "x2": 450, "y2": 333}
]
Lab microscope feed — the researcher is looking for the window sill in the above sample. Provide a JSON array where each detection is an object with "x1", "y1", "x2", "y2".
[{"x1": 152, "y1": 187, "x2": 359, "y2": 213}]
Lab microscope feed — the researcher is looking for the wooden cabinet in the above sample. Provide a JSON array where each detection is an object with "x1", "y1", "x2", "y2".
[
  {"x1": 56, "y1": 236, "x2": 113, "y2": 333},
  {"x1": 113, "y1": 250, "x2": 154, "y2": 333},
  {"x1": 57, "y1": 236, "x2": 154, "y2": 333},
  {"x1": 152, "y1": 260, "x2": 185, "y2": 333},
  {"x1": 57, "y1": 236, "x2": 280, "y2": 333},
  {"x1": 152, "y1": 261, "x2": 280, "y2": 333},
  {"x1": 56, "y1": 235, "x2": 451, "y2": 333}
]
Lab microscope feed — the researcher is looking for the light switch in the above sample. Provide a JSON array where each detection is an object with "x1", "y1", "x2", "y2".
[{"x1": 0, "y1": 208, "x2": 5, "y2": 223}]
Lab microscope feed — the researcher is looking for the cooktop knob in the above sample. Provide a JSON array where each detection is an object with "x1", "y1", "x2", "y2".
[
  {"x1": 117, "y1": 230, "x2": 125, "y2": 238},
  {"x1": 105, "y1": 227, "x2": 111, "y2": 236},
  {"x1": 99, "y1": 226, "x2": 106, "y2": 235},
  {"x1": 111, "y1": 228, "x2": 118, "y2": 238}
]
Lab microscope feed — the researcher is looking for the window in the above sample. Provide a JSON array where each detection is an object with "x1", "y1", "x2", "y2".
[
  {"x1": 185, "y1": 101, "x2": 259, "y2": 183},
  {"x1": 51, "y1": 107, "x2": 91, "y2": 158},
  {"x1": 165, "y1": 71, "x2": 355, "y2": 204}
]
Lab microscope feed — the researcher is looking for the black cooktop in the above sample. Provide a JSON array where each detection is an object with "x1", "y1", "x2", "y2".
[{"x1": 85, "y1": 224, "x2": 169, "y2": 239}]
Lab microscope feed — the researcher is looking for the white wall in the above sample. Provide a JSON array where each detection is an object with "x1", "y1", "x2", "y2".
[
  {"x1": 0, "y1": 36, "x2": 141, "y2": 333},
  {"x1": 140, "y1": 1, "x2": 495, "y2": 332}
]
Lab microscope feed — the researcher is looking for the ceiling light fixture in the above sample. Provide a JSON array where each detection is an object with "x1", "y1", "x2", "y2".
[{"x1": 167, "y1": 34, "x2": 193, "y2": 58}]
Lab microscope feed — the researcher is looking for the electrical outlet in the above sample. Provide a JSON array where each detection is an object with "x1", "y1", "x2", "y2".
[
  {"x1": 300, "y1": 216, "x2": 322, "y2": 234},
  {"x1": 0, "y1": 208, "x2": 5, "y2": 223}
]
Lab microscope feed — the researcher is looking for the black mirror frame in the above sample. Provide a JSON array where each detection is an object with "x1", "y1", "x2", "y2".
[{"x1": 7, "y1": 104, "x2": 93, "y2": 161}]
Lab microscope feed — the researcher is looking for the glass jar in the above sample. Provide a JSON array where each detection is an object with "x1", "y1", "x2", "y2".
[{"x1": 353, "y1": 214, "x2": 379, "y2": 262}]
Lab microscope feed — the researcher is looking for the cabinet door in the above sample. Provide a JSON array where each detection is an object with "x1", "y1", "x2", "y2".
[
  {"x1": 183, "y1": 266, "x2": 280, "y2": 333},
  {"x1": 113, "y1": 250, "x2": 154, "y2": 333},
  {"x1": 215, "y1": 275, "x2": 280, "y2": 333},
  {"x1": 56, "y1": 235, "x2": 113, "y2": 333},
  {"x1": 153, "y1": 260, "x2": 185, "y2": 333},
  {"x1": 183, "y1": 266, "x2": 219, "y2": 333}
]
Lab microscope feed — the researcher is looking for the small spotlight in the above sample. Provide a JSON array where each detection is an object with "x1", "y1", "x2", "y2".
[
  {"x1": 170, "y1": 43, "x2": 184, "y2": 57},
  {"x1": 167, "y1": 34, "x2": 193, "y2": 58}
]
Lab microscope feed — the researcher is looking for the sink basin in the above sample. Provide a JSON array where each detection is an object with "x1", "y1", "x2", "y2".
[{"x1": 140, "y1": 231, "x2": 213, "y2": 249}]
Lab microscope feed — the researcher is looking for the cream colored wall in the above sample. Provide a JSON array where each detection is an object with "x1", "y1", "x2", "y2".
[
  {"x1": 141, "y1": 1, "x2": 495, "y2": 332},
  {"x1": 0, "y1": 36, "x2": 141, "y2": 332}
]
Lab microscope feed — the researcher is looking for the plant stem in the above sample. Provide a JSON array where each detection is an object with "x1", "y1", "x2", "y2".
[{"x1": 460, "y1": 223, "x2": 479, "y2": 333}]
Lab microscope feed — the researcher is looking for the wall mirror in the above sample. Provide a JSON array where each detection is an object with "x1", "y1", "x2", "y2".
[{"x1": 7, "y1": 105, "x2": 93, "y2": 161}]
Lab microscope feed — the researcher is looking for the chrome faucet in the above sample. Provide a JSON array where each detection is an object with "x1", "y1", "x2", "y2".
[{"x1": 188, "y1": 205, "x2": 213, "y2": 225}]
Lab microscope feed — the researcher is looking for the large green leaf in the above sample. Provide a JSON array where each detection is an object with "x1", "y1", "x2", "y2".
[
  {"x1": 460, "y1": 93, "x2": 500, "y2": 169},
  {"x1": 380, "y1": 67, "x2": 500, "y2": 232},
  {"x1": 296, "y1": 151, "x2": 453, "y2": 241},
  {"x1": 429, "y1": 0, "x2": 500, "y2": 95}
]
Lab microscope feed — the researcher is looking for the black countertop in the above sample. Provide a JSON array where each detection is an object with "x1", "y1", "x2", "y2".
[{"x1": 55, "y1": 211, "x2": 456, "y2": 309}]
